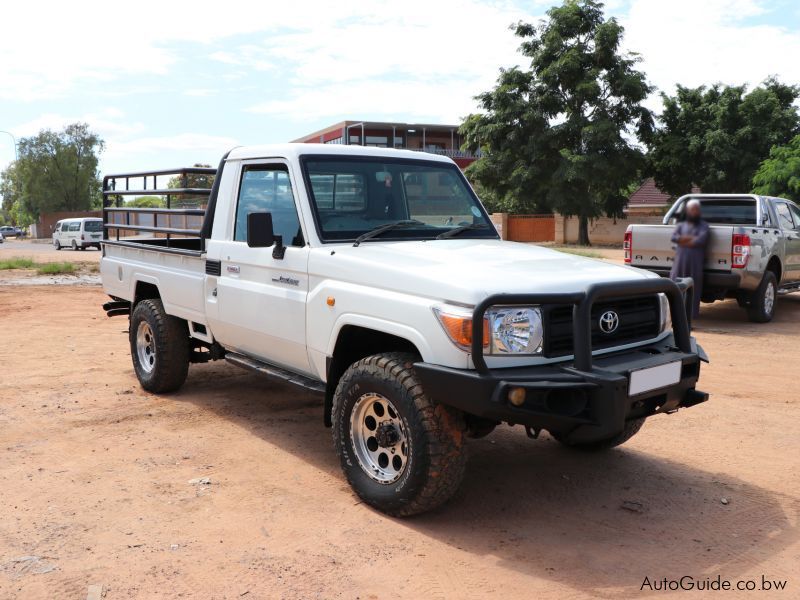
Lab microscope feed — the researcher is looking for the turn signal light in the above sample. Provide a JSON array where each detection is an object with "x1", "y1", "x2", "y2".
[
  {"x1": 731, "y1": 233, "x2": 750, "y2": 269},
  {"x1": 434, "y1": 309, "x2": 490, "y2": 350},
  {"x1": 623, "y1": 231, "x2": 632, "y2": 263}
]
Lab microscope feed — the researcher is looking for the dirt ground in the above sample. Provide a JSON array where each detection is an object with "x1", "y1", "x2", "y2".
[{"x1": 1, "y1": 248, "x2": 799, "y2": 598}]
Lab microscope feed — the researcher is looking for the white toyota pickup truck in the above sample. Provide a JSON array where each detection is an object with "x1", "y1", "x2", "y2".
[{"x1": 100, "y1": 144, "x2": 708, "y2": 516}]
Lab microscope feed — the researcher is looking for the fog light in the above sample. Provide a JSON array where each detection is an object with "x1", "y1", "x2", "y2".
[{"x1": 508, "y1": 387, "x2": 526, "y2": 406}]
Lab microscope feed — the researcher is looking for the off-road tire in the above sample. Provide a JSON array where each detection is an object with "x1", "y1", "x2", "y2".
[
  {"x1": 129, "y1": 299, "x2": 190, "y2": 393},
  {"x1": 332, "y1": 352, "x2": 467, "y2": 517},
  {"x1": 554, "y1": 417, "x2": 645, "y2": 451},
  {"x1": 747, "y1": 271, "x2": 777, "y2": 323}
]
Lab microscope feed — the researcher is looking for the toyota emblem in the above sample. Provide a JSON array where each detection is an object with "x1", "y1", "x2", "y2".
[{"x1": 599, "y1": 310, "x2": 620, "y2": 334}]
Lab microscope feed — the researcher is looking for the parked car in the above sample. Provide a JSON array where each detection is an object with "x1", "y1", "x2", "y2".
[
  {"x1": 100, "y1": 145, "x2": 709, "y2": 516},
  {"x1": 53, "y1": 217, "x2": 103, "y2": 250},
  {"x1": 0, "y1": 225, "x2": 22, "y2": 238},
  {"x1": 625, "y1": 194, "x2": 800, "y2": 322},
  {"x1": 0, "y1": 231, "x2": 4, "y2": 243}
]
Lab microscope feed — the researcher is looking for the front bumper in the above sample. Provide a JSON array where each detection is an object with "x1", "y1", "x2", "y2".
[
  {"x1": 415, "y1": 335, "x2": 708, "y2": 444},
  {"x1": 415, "y1": 276, "x2": 709, "y2": 445}
]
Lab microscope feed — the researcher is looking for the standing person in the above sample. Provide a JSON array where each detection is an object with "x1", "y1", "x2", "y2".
[{"x1": 670, "y1": 199, "x2": 710, "y2": 319}]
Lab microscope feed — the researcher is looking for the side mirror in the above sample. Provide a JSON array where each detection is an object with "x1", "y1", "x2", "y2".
[
  {"x1": 246, "y1": 212, "x2": 286, "y2": 259},
  {"x1": 246, "y1": 212, "x2": 276, "y2": 248}
]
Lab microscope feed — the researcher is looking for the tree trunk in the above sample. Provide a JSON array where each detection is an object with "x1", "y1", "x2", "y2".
[{"x1": 578, "y1": 215, "x2": 591, "y2": 246}]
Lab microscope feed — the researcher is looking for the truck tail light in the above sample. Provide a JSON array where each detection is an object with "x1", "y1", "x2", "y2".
[
  {"x1": 623, "y1": 231, "x2": 632, "y2": 263},
  {"x1": 731, "y1": 233, "x2": 750, "y2": 268}
]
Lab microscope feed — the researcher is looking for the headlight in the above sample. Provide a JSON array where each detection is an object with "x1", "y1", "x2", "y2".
[
  {"x1": 487, "y1": 306, "x2": 543, "y2": 355},
  {"x1": 433, "y1": 305, "x2": 543, "y2": 355},
  {"x1": 658, "y1": 293, "x2": 671, "y2": 333}
]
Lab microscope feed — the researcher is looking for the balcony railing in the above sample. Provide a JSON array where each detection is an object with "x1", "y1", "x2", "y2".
[{"x1": 408, "y1": 147, "x2": 482, "y2": 159}]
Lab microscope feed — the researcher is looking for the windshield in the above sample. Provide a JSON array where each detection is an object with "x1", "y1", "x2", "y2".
[
  {"x1": 84, "y1": 220, "x2": 103, "y2": 232},
  {"x1": 302, "y1": 157, "x2": 496, "y2": 242}
]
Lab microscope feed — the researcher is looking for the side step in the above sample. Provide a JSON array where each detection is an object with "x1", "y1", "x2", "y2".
[
  {"x1": 778, "y1": 282, "x2": 800, "y2": 295},
  {"x1": 226, "y1": 352, "x2": 326, "y2": 394}
]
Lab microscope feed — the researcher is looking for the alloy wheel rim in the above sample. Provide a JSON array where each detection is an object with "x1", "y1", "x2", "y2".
[
  {"x1": 136, "y1": 321, "x2": 156, "y2": 374},
  {"x1": 765, "y1": 282, "x2": 775, "y2": 315},
  {"x1": 349, "y1": 393, "x2": 408, "y2": 484}
]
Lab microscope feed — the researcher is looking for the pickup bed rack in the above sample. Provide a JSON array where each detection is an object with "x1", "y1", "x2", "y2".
[{"x1": 102, "y1": 167, "x2": 216, "y2": 255}]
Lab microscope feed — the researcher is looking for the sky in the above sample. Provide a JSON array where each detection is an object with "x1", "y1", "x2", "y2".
[{"x1": 2, "y1": 0, "x2": 800, "y2": 176}]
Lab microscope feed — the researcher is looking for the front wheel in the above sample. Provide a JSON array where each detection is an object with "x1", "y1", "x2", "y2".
[
  {"x1": 747, "y1": 271, "x2": 777, "y2": 323},
  {"x1": 54, "y1": 239, "x2": 61, "y2": 250},
  {"x1": 332, "y1": 352, "x2": 467, "y2": 517},
  {"x1": 129, "y1": 299, "x2": 189, "y2": 393}
]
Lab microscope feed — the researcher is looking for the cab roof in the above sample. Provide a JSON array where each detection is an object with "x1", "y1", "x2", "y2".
[{"x1": 225, "y1": 143, "x2": 455, "y2": 165}]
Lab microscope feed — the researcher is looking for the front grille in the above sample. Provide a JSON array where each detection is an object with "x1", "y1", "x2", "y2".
[{"x1": 543, "y1": 295, "x2": 661, "y2": 358}]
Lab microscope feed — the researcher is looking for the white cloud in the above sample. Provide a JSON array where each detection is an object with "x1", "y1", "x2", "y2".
[
  {"x1": 622, "y1": 0, "x2": 800, "y2": 99},
  {"x1": 11, "y1": 109, "x2": 145, "y2": 140},
  {"x1": 109, "y1": 133, "x2": 238, "y2": 156}
]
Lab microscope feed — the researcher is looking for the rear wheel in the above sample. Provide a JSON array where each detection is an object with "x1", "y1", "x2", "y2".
[
  {"x1": 129, "y1": 299, "x2": 189, "y2": 393},
  {"x1": 554, "y1": 418, "x2": 645, "y2": 451},
  {"x1": 747, "y1": 271, "x2": 777, "y2": 323},
  {"x1": 332, "y1": 352, "x2": 467, "y2": 517},
  {"x1": 71, "y1": 240, "x2": 77, "y2": 251}
]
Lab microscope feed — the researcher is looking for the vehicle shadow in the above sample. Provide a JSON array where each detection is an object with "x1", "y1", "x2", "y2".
[
  {"x1": 175, "y1": 364, "x2": 798, "y2": 598},
  {"x1": 694, "y1": 294, "x2": 800, "y2": 336}
]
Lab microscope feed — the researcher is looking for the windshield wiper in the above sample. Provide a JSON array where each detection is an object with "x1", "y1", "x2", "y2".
[
  {"x1": 435, "y1": 223, "x2": 490, "y2": 239},
  {"x1": 353, "y1": 220, "x2": 426, "y2": 247}
]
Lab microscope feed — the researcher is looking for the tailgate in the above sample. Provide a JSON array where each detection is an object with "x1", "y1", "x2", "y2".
[{"x1": 629, "y1": 225, "x2": 733, "y2": 272}]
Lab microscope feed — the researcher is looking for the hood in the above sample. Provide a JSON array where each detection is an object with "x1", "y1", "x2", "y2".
[{"x1": 309, "y1": 239, "x2": 656, "y2": 305}]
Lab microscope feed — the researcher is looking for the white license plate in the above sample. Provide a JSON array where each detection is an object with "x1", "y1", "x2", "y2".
[{"x1": 629, "y1": 361, "x2": 682, "y2": 396}]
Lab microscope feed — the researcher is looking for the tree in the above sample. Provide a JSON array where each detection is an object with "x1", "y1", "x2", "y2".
[
  {"x1": 126, "y1": 195, "x2": 165, "y2": 208},
  {"x1": 460, "y1": 0, "x2": 653, "y2": 245},
  {"x1": 165, "y1": 163, "x2": 215, "y2": 208},
  {"x1": 649, "y1": 79, "x2": 800, "y2": 197},
  {"x1": 752, "y1": 135, "x2": 800, "y2": 202},
  {"x1": 10, "y1": 123, "x2": 104, "y2": 219}
]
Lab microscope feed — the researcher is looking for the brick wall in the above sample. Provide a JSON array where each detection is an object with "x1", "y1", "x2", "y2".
[{"x1": 554, "y1": 214, "x2": 664, "y2": 245}]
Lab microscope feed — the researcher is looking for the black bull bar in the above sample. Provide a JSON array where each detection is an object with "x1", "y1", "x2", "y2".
[{"x1": 470, "y1": 277, "x2": 695, "y2": 374}]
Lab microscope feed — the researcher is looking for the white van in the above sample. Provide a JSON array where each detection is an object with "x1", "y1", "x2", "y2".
[{"x1": 53, "y1": 217, "x2": 103, "y2": 250}]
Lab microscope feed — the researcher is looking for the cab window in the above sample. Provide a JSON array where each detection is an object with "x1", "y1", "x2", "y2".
[
  {"x1": 234, "y1": 164, "x2": 303, "y2": 247},
  {"x1": 787, "y1": 203, "x2": 800, "y2": 229},
  {"x1": 775, "y1": 203, "x2": 795, "y2": 230}
]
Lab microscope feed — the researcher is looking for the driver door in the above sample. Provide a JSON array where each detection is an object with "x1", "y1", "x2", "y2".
[{"x1": 208, "y1": 160, "x2": 311, "y2": 375}]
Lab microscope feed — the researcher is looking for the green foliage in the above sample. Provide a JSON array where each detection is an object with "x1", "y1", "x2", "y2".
[
  {"x1": 460, "y1": 0, "x2": 653, "y2": 244},
  {"x1": 126, "y1": 195, "x2": 165, "y2": 208},
  {"x1": 0, "y1": 257, "x2": 36, "y2": 270},
  {"x1": 1, "y1": 123, "x2": 104, "y2": 220},
  {"x1": 649, "y1": 79, "x2": 800, "y2": 197},
  {"x1": 37, "y1": 261, "x2": 76, "y2": 275},
  {"x1": 752, "y1": 135, "x2": 800, "y2": 202},
  {"x1": 167, "y1": 163, "x2": 215, "y2": 190}
]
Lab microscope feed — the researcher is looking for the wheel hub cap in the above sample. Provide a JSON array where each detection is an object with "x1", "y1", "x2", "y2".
[
  {"x1": 349, "y1": 393, "x2": 408, "y2": 484},
  {"x1": 765, "y1": 283, "x2": 775, "y2": 314},
  {"x1": 136, "y1": 321, "x2": 156, "y2": 374}
]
